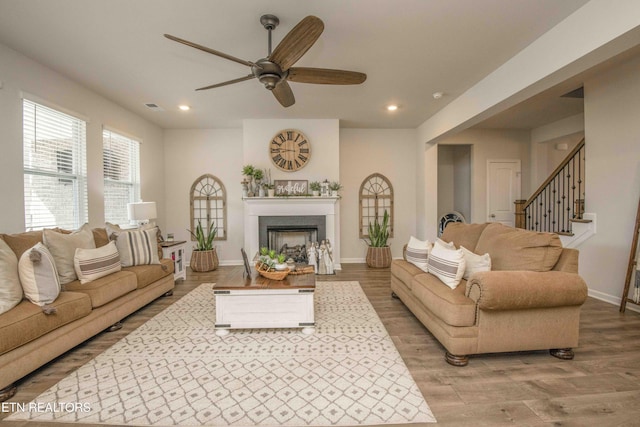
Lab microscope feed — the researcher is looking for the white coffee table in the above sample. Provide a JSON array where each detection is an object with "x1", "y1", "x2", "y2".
[{"x1": 213, "y1": 268, "x2": 315, "y2": 336}]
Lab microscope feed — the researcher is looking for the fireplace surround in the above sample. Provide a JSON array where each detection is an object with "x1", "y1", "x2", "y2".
[{"x1": 243, "y1": 197, "x2": 340, "y2": 269}]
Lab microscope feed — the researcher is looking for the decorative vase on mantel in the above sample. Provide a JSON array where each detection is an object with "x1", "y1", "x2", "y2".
[{"x1": 190, "y1": 248, "x2": 219, "y2": 272}]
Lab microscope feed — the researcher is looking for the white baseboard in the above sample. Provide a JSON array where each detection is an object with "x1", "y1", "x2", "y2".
[{"x1": 588, "y1": 288, "x2": 640, "y2": 314}]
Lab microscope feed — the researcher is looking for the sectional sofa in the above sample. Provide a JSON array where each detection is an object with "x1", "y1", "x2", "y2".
[
  {"x1": 0, "y1": 227, "x2": 175, "y2": 401},
  {"x1": 391, "y1": 222, "x2": 588, "y2": 366}
]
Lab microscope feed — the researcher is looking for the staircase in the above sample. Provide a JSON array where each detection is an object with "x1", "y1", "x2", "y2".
[{"x1": 515, "y1": 138, "x2": 594, "y2": 246}]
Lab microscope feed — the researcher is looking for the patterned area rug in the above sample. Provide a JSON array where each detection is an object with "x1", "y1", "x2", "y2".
[{"x1": 8, "y1": 281, "x2": 435, "y2": 426}]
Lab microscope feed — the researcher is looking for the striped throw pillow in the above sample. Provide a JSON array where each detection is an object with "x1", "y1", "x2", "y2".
[
  {"x1": 74, "y1": 241, "x2": 121, "y2": 284},
  {"x1": 113, "y1": 228, "x2": 160, "y2": 267},
  {"x1": 406, "y1": 236, "x2": 432, "y2": 272},
  {"x1": 427, "y1": 240, "x2": 466, "y2": 289}
]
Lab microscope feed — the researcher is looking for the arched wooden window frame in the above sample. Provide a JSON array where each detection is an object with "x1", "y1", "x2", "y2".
[
  {"x1": 359, "y1": 173, "x2": 394, "y2": 239},
  {"x1": 190, "y1": 174, "x2": 227, "y2": 241}
]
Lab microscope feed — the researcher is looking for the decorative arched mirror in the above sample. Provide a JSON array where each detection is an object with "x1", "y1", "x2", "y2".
[
  {"x1": 190, "y1": 174, "x2": 227, "y2": 240},
  {"x1": 359, "y1": 173, "x2": 394, "y2": 239}
]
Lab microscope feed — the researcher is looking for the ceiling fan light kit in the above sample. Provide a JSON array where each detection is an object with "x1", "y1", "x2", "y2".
[{"x1": 164, "y1": 14, "x2": 366, "y2": 107}]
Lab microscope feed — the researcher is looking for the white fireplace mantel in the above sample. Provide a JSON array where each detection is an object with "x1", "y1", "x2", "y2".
[{"x1": 243, "y1": 197, "x2": 341, "y2": 269}]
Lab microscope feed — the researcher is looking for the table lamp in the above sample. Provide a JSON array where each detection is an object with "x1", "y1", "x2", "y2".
[{"x1": 127, "y1": 201, "x2": 157, "y2": 226}]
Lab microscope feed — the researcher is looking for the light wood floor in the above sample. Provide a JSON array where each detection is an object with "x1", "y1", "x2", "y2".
[{"x1": 3, "y1": 264, "x2": 640, "y2": 426}]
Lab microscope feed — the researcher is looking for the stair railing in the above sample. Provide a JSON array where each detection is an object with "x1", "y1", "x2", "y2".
[{"x1": 515, "y1": 138, "x2": 585, "y2": 234}]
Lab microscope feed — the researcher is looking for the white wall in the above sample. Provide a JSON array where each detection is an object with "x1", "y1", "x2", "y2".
[
  {"x1": 339, "y1": 129, "x2": 418, "y2": 261},
  {"x1": 163, "y1": 129, "x2": 244, "y2": 264},
  {"x1": 433, "y1": 129, "x2": 531, "y2": 224},
  {"x1": 580, "y1": 53, "x2": 640, "y2": 306},
  {"x1": 0, "y1": 42, "x2": 165, "y2": 233}
]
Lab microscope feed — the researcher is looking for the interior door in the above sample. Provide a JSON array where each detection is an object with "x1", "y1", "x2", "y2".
[{"x1": 487, "y1": 160, "x2": 521, "y2": 226}]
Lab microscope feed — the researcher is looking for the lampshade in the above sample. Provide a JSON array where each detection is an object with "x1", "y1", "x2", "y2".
[{"x1": 127, "y1": 201, "x2": 157, "y2": 222}]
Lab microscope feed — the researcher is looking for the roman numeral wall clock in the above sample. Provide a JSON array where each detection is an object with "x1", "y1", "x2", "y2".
[{"x1": 269, "y1": 129, "x2": 311, "y2": 172}]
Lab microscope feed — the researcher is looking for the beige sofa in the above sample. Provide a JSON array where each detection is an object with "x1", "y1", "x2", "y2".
[
  {"x1": 390, "y1": 222, "x2": 588, "y2": 366},
  {"x1": 0, "y1": 227, "x2": 175, "y2": 401}
]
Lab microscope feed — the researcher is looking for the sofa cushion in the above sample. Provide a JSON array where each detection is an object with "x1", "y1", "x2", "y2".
[
  {"x1": 391, "y1": 259, "x2": 424, "y2": 291},
  {"x1": 92, "y1": 228, "x2": 110, "y2": 248},
  {"x1": 74, "y1": 241, "x2": 122, "y2": 284},
  {"x1": 43, "y1": 224, "x2": 96, "y2": 285},
  {"x1": 460, "y1": 246, "x2": 492, "y2": 280},
  {"x1": 124, "y1": 258, "x2": 173, "y2": 289},
  {"x1": 0, "y1": 238, "x2": 23, "y2": 315},
  {"x1": 411, "y1": 273, "x2": 476, "y2": 327},
  {"x1": 0, "y1": 230, "x2": 44, "y2": 259},
  {"x1": 440, "y1": 222, "x2": 489, "y2": 251},
  {"x1": 475, "y1": 223, "x2": 563, "y2": 272},
  {"x1": 405, "y1": 236, "x2": 431, "y2": 272},
  {"x1": 427, "y1": 240, "x2": 466, "y2": 289},
  {"x1": 63, "y1": 270, "x2": 137, "y2": 308},
  {"x1": 18, "y1": 243, "x2": 61, "y2": 306},
  {"x1": 0, "y1": 291, "x2": 92, "y2": 356}
]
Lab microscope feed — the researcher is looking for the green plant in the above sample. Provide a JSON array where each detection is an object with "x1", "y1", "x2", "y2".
[
  {"x1": 268, "y1": 249, "x2": 277, "y2": 259},
  {"x1": 277, "y1": 253, "x2": 287, "y2": 263},
  {"x1": 329, "y1": 181, "x2": 342, "y2": 191},
  {"x1": 187, "y1": 220, "x2": 217, "y2": 251},
  {"x1": 309, "y1": 181, "x2": 321, "y2": 191},
  {"x1": 260, "y1": 247, "x2": 269, "y2": 256},
  {"x1": 242, "y1": 165, "x2": 255, "y2": 177},
  {"x1": 252, "y1": 169, "x2": 264, "y2": 182},
  {"x1": 265, "y1": 183, "x2": 275, "y2": 190},
  {"x1": 364, "y1": 210, "x2": 390, "y2": 247}
]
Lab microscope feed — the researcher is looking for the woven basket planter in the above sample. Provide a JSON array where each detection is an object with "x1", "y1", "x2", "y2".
[
  {"x1": 190, "y1": 249, "x2": 219, "y2": 272},
  {"x1": 366, "y1": 246, "x2": 392, "y2": 268}
]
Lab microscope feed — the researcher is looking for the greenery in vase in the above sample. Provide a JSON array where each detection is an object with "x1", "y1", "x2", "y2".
[
  {"x1": 329, "y1": 181, "x2": 342, "y2": 191},
  {"x1": 309, "y1": 181, "x2": 321, "y2": 192},
  {"x1": 187, "y1": 220, "x2": 217, "y2": 251},
  {"x1": 364, "y1": 210, "x2": 390, "y2": 247},
  {"x1": 277, "y1": 253, "x2": 287, "y2": 263},
  {"x1": 252, "y1": 169, "x2": 264, "y2": 183},
  {"x1": 242, "y1": 165, "x2": 255, "y2": 177}
]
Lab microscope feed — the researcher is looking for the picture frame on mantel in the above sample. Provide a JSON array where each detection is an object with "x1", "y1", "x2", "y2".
[{"x1": 274, "y1": 180, "x2": 308, "y2": 196}]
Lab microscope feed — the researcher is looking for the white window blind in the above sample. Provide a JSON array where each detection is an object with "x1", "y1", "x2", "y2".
[
  {"x1": 23, "y1": 99, "x2": 88, "y2": 231},
  {"x1": 103, "y1": 128, "x2": 140, "y2": 225}
]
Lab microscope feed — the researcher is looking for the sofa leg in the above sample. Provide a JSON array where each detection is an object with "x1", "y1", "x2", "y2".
[
  {"x1": 550, "y1": 348, "x2": 574, "y2": 360},
  {"x1": 391, "y1": 292, "x2": 399, "y2": 299},
  {"x1": 106, "y1": 322, "x2": 123, "y2": 332},
  {"x1": 0, "y1": 384, "x2": 17, "y2": 402},
  {"x1": 164, "y1": 289, "x2": 174, "y2": 297},
  {"x1": 445, "y1": 352, "x2": 469, "y2": 366}
]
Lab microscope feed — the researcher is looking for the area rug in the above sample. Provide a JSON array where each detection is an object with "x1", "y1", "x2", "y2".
[{"x1": 8, "y1": 281, "x2": 436, "y2": 426}]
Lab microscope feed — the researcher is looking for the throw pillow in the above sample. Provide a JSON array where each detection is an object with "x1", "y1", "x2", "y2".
[
  {"x1": 18, "y1": 243, "x2": 61, "y2": 306},
  {"x1": 43, "y1": 223, "x2": 96, "y2": 285},
  {"x1": 0, "y1": 238, "x2": 23, "y2": 315},
  {"x1": 74, "y1": 241, "x2": 122, "y2": 284},
  {"x1": 113, "y1": 227, "x2": 160, "y2": 267},
  {"x1": 460, "y1": 246, "x2": 492, "y2": 280},
  {"x1": 405, "y1": 236, "x2": 432, "y2": 272},
  {"x1": 427, "y1": 240, "x2": 466, "y2": 289}
]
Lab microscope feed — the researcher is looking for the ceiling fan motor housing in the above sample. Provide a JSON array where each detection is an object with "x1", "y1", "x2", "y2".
[{"x1": 252, "y1": 58, "x2": 286, "y2": 90}]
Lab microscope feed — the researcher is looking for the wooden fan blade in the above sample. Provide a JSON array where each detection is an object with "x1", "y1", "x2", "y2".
[
  {"x1": 272, "y1": 81, "x2": 295, "y2": 107},
  {"x1": 164, "y1": 34, "x2": 254, "y2": 68},
  {"x1": 195, "y1": 74, "x2": 255, "y2": 91},
  {"x1": 270, "y1": 16, "x2": 324, "y2": 71},
  {"x1": 288, "y1": 67, "x2": 367, "y2": 85}
]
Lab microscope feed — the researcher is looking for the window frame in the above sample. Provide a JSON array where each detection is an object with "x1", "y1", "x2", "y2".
[{"x1": 190, "y1": 174, "x2": 227, "y2": 241}]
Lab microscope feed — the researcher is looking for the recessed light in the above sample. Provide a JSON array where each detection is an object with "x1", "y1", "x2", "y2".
[
  {"x1": 178, "y1": 105, "x2": 190, "y2": 111},
  {"x1": 387, "y1": 105, "x2": 398, "y2": 111},
  {"x1": 432, "y1": 92, "x2": 444, "y2": 100}
]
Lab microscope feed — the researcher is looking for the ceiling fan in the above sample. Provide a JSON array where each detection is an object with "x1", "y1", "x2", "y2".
[{"x1": 164, "y1": 14, "x2": 367, "y2": 108}]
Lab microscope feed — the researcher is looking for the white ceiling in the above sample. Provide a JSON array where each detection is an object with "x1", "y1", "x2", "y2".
[{"x1": 0, "y1": 0, "x2": 590, "y2": 129}]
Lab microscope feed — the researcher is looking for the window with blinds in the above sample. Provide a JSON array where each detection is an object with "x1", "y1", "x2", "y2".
[
  {"x1": 23, "y1": 99, "x2": 88, "y2": 231},
  {"x1": 103, "y1": 129, "x2": 140, "y2": 225}
]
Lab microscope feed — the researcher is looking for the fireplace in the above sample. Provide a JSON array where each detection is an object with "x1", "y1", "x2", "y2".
[
  {"x1": 243, "y1": 197, "x2": 341, "y2": 270},
  {"x1": 259, "y1": 216, "x2": 326, "y2": 262}
]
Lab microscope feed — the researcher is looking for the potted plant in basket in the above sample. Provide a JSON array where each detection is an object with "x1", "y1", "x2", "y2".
[
  {"x1": 188, "y1": 220, "x2": 219, "y2": 272},
  {"x1": 329, "y1": 181, "x2": 342, "y2": 197},
  {"x1": 364, "y1": 210, "x2": 392, "y2": 268}
]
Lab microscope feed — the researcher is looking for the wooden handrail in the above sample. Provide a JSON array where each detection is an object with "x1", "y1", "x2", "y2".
[{"x1": 524, "y1": 138, "x2": 585, "y2": 209}]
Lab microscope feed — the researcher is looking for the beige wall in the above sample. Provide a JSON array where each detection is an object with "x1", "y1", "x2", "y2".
[
  {"x1": 339, "y1": 129, "x2": 418, "y2": 261},
  {"x1": 580, "y1": 53, "x2": 640, "y2": 304},
  {"x1": 0, "y1": 42, "x2": 165, "y2": 233}
]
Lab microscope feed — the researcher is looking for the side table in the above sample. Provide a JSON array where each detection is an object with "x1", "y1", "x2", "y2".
[{"x1": 160, "y1": 241, "x2": 187, "y2": 282}]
